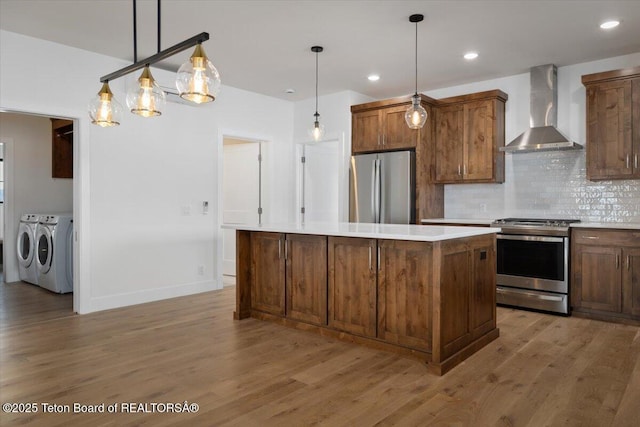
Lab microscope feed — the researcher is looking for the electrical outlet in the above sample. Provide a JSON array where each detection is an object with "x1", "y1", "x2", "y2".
[
  {"x1": 197, "y1": 265, "x2": 205, "y2": 276},
  {"x1": 181, "y1": 205, "x2": 191, "y2": 216},
  {"x1": 202, "y1": 201, "x2": 209, "y2": 215},
  {"x1": 479, "y1": 203, "x2": 487, "y2": 213}
]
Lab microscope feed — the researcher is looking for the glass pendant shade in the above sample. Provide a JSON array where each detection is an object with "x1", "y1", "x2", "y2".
[
  {"x1": 126, "y1": 66, "x2": 165, "y2": 117},
  {"x1": 309, "y1": 115, "x2": 325, "y2": 142},
  {"x1": 89, "y1": 82, "x2": 123, "y2": 127},
  {"x1": 405, "y1": 94, "x2": 427, "y2": 129},
  {"x1": 176, "y1": 44, "x2": 221, "y2": 104}
]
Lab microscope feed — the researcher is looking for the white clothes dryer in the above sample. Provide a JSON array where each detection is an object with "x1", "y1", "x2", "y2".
[
  {"x1": 36, "y1": 214, "x2": 73, "y2": 294},
  {"x1": 17, "y1": 213, "x2": 43, "y2": 285}
]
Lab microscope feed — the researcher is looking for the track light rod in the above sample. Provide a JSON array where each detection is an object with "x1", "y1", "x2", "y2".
[{"x1": 100, "y1": 32, "x2": 210, "y2": 83}]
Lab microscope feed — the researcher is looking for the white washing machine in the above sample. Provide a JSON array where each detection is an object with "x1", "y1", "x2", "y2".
[
  {"x1": 17, "y1": 213, "x2": 43, "y2": 285},
  {"x1": 36, "y1": 214, "x2": 73, "y2": 294}
]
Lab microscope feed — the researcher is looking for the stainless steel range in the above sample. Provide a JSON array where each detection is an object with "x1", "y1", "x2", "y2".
[{"x1": 491, "y1": 218, "x2": 581, "y2": 314}]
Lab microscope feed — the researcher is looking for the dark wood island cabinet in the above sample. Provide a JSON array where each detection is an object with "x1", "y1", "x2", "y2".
[{"x1": 228, "y1": 223, "x2": 499, "y2": 375}]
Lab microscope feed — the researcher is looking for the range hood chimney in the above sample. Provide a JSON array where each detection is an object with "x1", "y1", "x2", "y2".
[{"x1": 501, "y1": 64, "x2": 582, "y2": 153}]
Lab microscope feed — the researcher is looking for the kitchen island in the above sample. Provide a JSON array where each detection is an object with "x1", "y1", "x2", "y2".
[{"x1": 223, "y1": 222, "x2": 500, "y2": 375}]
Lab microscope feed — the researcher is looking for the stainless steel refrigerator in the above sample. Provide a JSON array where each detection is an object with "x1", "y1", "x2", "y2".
[{"x1": 349, "y1": 151, "x2": 415, "y2": 224}]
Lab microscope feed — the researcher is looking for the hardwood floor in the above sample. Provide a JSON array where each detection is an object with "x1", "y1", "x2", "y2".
[{"x1": 1, "y1": 282, "x2": 639, "y2": 426}]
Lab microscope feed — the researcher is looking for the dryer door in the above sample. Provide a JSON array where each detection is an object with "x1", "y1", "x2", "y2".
[
  {"x1": 37, "y1": 227, "x2": 54, "y2": 274},
  {"x1": 17, "y1": 224, "x2": 36, "y2": 268}
]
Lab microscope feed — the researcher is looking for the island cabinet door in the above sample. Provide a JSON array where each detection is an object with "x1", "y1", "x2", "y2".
[
  {"x1": 251, "y1": 232, "x2": 286, "y2": 316},
  {"x1": 328, "y1": 236, "x2": 377, "y2": 337},
  {"x1": 377, "y1": 240, "x2": 432, "y2": 351},
  {"x1": 469, "y1": 244, "x2": 496, "y2": 340},
  {"x1": 285, "y1": 234, "x2": 328, "y2": 326}
]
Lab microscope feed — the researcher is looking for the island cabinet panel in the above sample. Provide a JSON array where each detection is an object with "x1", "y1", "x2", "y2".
[
  {"x1": 434, "y1": 236, "x2": 497, "y2": 362},
  {"x1": 328, "y1": 237, "x2": 377, "y2": 337},
  {"x1": 285, "y1": 234, "x2": 328, "y2": 326},
  {"x1": 582, "y1": 67, "x2": 640, "y2": 181},
  {"x1": 571, "y1": 228, "x2": 640, "y2": 324},
  {"x1": 377, "y1": 240, "x2": 432, "y2": 351},
  {"x1": 250, "y1": 232, "x2": 286, "y2": 316}
]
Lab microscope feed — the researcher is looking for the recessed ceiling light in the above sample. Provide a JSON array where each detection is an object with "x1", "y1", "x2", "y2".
[
  {"x1": 284, "y1": 88, "x2": 296, "y2": 94},
  {"x1": 600, "y1": 20, "x2": 620, "y2": 29},
  {"x1": 464, "y1": 52, "x2": 479, "y2": 60},
  {"x1": 368, "y1": 74, "x2": 380, "y2": 81}
]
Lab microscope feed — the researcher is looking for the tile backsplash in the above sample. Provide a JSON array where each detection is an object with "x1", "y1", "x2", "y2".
[{"x1": 445, "y1": 151, "x2": 640, "y2": 222}]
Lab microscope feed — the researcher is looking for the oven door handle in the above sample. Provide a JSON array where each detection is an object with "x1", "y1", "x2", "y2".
[{"x1": 497, "y1": 234, "x2": 565, "y2": 243}]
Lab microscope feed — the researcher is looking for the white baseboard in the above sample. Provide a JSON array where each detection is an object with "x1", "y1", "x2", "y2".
[{"x1": 85, "y1": 279, "x2": 221, "y2": 313}]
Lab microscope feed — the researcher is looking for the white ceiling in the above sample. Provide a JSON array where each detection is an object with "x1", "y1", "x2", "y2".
[{"x1": 1, "y1": 0, "x2": 639, "y2": 101}]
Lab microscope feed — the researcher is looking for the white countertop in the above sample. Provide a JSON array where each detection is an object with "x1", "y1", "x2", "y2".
[
  {"x1": 571, "y1": 222, "x2": 640, "y2": 230},
  {"x1": 421, "y1": 218, "x2": 495, "y2": 226},
  {"x1": 222, "y1": 222, "x2": 500, "y2": 242}
]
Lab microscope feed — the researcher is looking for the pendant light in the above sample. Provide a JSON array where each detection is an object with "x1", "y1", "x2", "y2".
[
  {"x1": 309, "y1": 46, "x2": 325, "y2": 141},
  {"x1": 88, "y1": 82, "x2": 123, "y2": 127},
  {"x1": 126, "y1": 65, "x2": 166, "y2": 117},
  {"x1": 176, "y1": 43, "x2": 221, "y2": 103},
  {"x1": 89, "y1": 0, "x2": 219, "y2": 127},
  {"x1": 405, "y1": 14, "x2": 427, "y2": 129}
]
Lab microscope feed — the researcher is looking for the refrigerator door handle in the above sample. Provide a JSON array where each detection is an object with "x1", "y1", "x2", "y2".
[
  {"x1": 375, "y1": 159, "x2": 381, "y2": 223},
  {"x1": 370, "y1": 159, "x2": 377, "y2": 222},
  {"x1": 378, "y1": 158, "x2": 385, "y2": 223}
]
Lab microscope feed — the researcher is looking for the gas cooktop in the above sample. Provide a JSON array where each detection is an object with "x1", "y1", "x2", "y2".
[{"x1": 491, "y1": 218, "x2": 581, "y2": 236}]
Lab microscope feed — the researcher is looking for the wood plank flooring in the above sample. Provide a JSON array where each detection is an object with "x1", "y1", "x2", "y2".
[{"x1": 1, "y1": 281, "x2": 639, "y2": 426}]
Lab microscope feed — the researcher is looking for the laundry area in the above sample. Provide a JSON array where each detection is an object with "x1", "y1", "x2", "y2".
[{"x1": 0, "y1": 113, "x2": 74, "y2": 303}]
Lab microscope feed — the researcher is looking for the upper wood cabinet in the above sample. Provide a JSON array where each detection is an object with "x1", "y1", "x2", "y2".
[
  {"x1": 582, "y1": 67, "x2": 640, "y2": 180},
  {"x1": 434, "y1": 90, "x2": 507, "y2": 184},
  {"x1": 351, "y1": 95, "x2": 436, "y2": 153},
  {"x1": 572, "y1": 228, "x2": 640, "y2": 323},
  {"x1": 51, "y1": 119, "x2": 73, "y2": 179}
]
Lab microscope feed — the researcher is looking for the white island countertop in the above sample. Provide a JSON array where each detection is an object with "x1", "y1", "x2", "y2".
[
  {"x1": 421, "y1": 218, "x2": 495, "y2": 226},
  {"x1": 222, "y1": 222, "x2": 500, "y2": 242}
]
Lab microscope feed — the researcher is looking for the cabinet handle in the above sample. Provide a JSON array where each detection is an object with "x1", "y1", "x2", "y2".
[
  {"x1": 368, "y1": 246, "x2": 372, "y2": 271},
  {"x1": 458, "y1": 164, "x2": 462, "y2": 176},
  {"x1": 626, "y1": 154, "x2": 630, "y2": 169},
  {"x1": 285, "y1": 239, "x2": 288, "y2": 261},
  {"x1": 463, "y1": 164, "x2": 467, "y2": 175},
  {"x1": 378, "y1": 246, "x2": 381, "y2": 271},
  {"x1": 627, "y1": 255, "x2": 631, "y2": 270},
  {"x1": 635, "y1": 154, "x2": 638, "y2": 170},
  {"x1": 382, "y1": 134, "x2": 386, "y2": 146},
  {"x1": 582, "y1": 236, "x2": 599, "y2": 240},
  {"x1": 278, "y1": 238, "x2": 282, "y2": 259},
  {"x1": 616, "y1": 254, "x2": 620, "y2": 269}
]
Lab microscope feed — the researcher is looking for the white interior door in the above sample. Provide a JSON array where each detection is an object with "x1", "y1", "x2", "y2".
[
  {"x1": 300, "y1": 140, "x2": 339, "y2": 223},
  {"x1": 222, "y1": 139, "x2": 261, "y2": 277}
]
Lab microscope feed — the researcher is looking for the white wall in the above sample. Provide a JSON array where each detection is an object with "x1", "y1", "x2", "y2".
[
  {"x1": 0, "y1": 30, "x2": 293, "y2": 313},
  {"x1": 424, "y1": 52, "x2": 640, "y2": 222},
  {"x1": 0, "y1": 114, "x2": 74, "y2": 282}
]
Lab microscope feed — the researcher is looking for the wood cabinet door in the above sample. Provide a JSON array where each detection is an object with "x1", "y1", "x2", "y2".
[
  {"x1": 434, "y1": 104, "x2": 464, "y2": 183},
  {"x1": 250, "y1": 232, "x2": 286, "y2": 316},
  {"x1": 586, "y1": 80, "x2": 633, "y2": 180},
  {"x1": 439, "y1": 248, "x2": 472, "y2": 358},
  {"x1": 352, "y1": 110, "x2": 381, "y2": 153},
  {"x1": 328, "y1": 237, "x2": 377, "y2": 337},
  {"x1": 51, "y1": 119, "x2": 73, "y2": 179},
  {"x1": 575, "y1": 244, "x2": 622, "y2": 313},
  {"x1": 285, "y1": 234, "x2": 328, "y2": 325},
  {"x1": 381, "y1": 105, "x2": 418, "y2": 150},
  {"x1": 623, "y1": 247, "x2": 640, "y2": 317},
  {"x1": 469, "y1": 244, "x2": 496, "y2": 340},
  {"x1": 463, "y1": 100, "x2": 494, "y2": 182},
  {"x1": 377, "y1": 240, "x2": 431, "y2": 351}
]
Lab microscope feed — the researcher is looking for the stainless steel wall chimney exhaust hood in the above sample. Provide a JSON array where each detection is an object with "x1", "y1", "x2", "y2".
[{"x1": 501, "y1": 64, "x2": 582, "y2": 153}]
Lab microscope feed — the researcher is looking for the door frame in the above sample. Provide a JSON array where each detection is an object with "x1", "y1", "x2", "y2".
[{"x1": 216, "y1": 129, "x2": 271, "y2": 286}]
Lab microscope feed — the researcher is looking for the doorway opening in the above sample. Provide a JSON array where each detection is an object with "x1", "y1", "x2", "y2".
[{"x1": 0, "y1": 112, "x2": 77, "y2": 318}]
